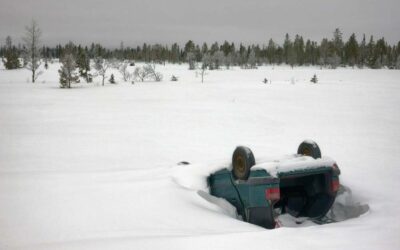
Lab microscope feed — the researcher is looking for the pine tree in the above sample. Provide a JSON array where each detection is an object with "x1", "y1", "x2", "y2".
[
  {"x1": 288, "y1": 46, "x2": 297, "y2": 68},
  {"x1": 171, "y1": 43, "x2": 180, "y2": 63},
  {"x1": 238, "y1": 43, "x2": 247, "y2": 67},
  {"x1": 266, "y1": 39, "x2": 276, "y2": 64},
  {"x1": 184, "y1": 40, "x2": 196, "y2": 70},
  {"x1": 210, "y1": 42, "x2": 219, "y2": 55},
  {"x1": 201, "y1": 43, "x2": 208, "y2": 55},
  {"x1": 332, "y1": 28, "x2": 344, "y2": 64},
  {"x1": 283, "y1": 33, "x2": 292, "y2": 64},
  {"x1": 375, "y1": 38, "x2": 387, "y2": 67},
  {"x1": 359, "y1": 34, "x2": 367, "y2": 67},
  {"x1": 310, "y1": 74, "x2": 318, "y2": 83},
  {"x1": 366, "y1": 36, "x2": 378, "y2": 68},
  {"x1": 76, "y1": 46, "x2": 91, "y2": 82},
  {"x1": 221, "y1": 41, "x2": 232, "y2": 56},
  {"x1": 293, "y1": 35, "x2": 305, "y2": 65},
  {"x1": 344, "y1": 33, "x2": 359, "y2": 67},
  {"x1": 194, "y1": 45, "x2": 202, "y2": 62},
  {"x1": 247, "y1": 49, "x2": 257, "y2": 68},
  {"x1": 184, "y1": 40, "x2": 195, "y2": 55},
  {"x1": 2, "y1": 36, "x2": 20, "y2": 69}
]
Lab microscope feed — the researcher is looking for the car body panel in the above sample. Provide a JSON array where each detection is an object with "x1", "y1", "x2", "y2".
[{"x1": 208, "y1": 155, "x2": 340, "y2": 228}]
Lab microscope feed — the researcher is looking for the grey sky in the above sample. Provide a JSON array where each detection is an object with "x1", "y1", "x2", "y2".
[{"x1": 1, "y1": 0, "x2": 399, "y2": 47}]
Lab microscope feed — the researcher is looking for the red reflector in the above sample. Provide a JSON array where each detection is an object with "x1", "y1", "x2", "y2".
[
  {"x1": 266, "y1": 188, "x2": 280, "y2": 201},
  {"x1": 331, "y1": 179, "x2": 340, "y2": 192}
]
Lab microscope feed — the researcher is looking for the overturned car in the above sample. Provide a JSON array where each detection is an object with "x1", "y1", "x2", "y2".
[{"x1": 208, "y1": 140, "x2": 341, "y2": 229}]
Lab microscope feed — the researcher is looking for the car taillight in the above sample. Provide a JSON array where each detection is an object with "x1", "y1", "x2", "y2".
[
  {"x1": 266, "y1": 187, "x2": 280, "y2": 201},
  {"x1": 331, "y1": 179, "x2": 340, "y2": 193}
]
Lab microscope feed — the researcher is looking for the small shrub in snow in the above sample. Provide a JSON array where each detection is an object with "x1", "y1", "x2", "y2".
[
  {"x1": 109, "y1": 74, "x2": 116, "y2": 84},
  {"x1": 133, "y1": 67, "x2": 148, "y2": 82},
  {"x1": 310, "y1": 74, "x2": 318, "y2": 83},
  {"x1": 171, "y1": 75, "x2": 178, "y2": 81},
  {"x1": 145, "y1": 63, "x2": 163, "y2": 82},
  {"x1": 133, "y1": 63, "x2": 163, "y2": 82}
]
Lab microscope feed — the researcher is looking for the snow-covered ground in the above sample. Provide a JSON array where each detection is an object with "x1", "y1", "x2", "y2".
[{"x1": 0, "y1": 63, "x2": 399, "y2": 249}]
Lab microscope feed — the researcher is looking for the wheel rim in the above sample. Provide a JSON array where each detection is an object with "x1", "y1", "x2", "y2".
[
  {"x1": 302, "y1": 147, "x2": 311, "y2": 156},
  {"x1": 234, "y1": 155, "x2": 245, "y2": 177}
]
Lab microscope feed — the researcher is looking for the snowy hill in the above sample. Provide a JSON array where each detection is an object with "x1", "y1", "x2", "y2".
[{"x1": 0, "y1": 63, "x2": 399, "y2": 249}]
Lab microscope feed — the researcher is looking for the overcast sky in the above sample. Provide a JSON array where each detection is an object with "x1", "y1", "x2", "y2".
[{"x1": 1, "y1": 0, "x2": 399, "y2": 47}]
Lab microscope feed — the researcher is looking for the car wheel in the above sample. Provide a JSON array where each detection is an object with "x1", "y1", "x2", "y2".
[
  {"x1": 297, "y1": 140, "x2": 321, "y2": 159},
  {"x1": 232, "y1": 146, "x2": 255, "y2": 180}
]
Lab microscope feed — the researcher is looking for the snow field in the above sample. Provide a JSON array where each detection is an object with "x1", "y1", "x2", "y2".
[{"x1": 0, "y1": 63, "x2": 399, "y2": 249}]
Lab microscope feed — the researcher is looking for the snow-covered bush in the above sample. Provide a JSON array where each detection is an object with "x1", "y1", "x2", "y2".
[
  {"x1": 93, "y1": 57, "x2": 111, "y2": 86},
  {"x1": 133, "y1": 63, "x2": 163, "y2": 82},
  {"x1": 145, "y1": 64, "x2": 163, "y2": 82},
  {"x1": 59, "y1": 53, "x2": 79, "y2": 88},
  {"x1": 186, "y1": 52, "x2": 197, "y2": 70},
  {"x1": 119, "y1": 62, "x2": 132, "y2": 82},
  {"x1": 133, "y1": 67, "x2": 148, "y2": 82}
]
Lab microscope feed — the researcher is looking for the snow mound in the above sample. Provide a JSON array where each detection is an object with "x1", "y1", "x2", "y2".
[
  {"x1": 326, "y1": 184, "x2": 370, "y2": 222},
  {"x1": 171, "y1": 161, "x2": 229, "y2": 191}
]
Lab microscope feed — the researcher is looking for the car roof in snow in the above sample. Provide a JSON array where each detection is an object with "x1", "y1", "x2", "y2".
[{"x1": 253, "y1": 154, "x2": 336, "y2": 177}]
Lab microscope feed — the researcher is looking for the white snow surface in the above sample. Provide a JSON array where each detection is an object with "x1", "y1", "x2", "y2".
[{"x1": 0, "y1": 63, "x2": 400, "y2": 249}]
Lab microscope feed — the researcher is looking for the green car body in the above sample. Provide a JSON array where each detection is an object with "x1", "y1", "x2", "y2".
[{"x1": 208, "y1": 157, "x2": 340, "y2": 229}]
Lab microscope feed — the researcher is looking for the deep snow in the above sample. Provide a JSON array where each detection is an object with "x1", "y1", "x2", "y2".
[{"x1": 0, "y1": 62, "x2": 399, "y2": 249}]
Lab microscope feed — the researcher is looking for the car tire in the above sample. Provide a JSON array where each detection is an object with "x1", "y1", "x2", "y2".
[
  {"x1": 232, "y1": 146, "x2": 255, "y2": 180},
  {"x1": 297, "y1": 140, "x2": 321, "y2": 159}
]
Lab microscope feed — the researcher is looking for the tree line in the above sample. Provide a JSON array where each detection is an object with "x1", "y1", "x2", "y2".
[{"x1": 2, "y1": 27, "x2": 400, "y2": 72}]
